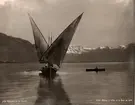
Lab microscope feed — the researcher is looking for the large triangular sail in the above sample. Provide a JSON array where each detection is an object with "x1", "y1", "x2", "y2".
[
  {"x1": 40, "y1": 13, "x2": 83, "y2": 68},
  {"x1": 28, "y1": 14, "x2": 49, "y2": 63}
]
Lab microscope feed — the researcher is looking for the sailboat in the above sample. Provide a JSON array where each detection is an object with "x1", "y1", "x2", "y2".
[{"x1": 28, "y1": 13, "x2": 83, "y2": 80}]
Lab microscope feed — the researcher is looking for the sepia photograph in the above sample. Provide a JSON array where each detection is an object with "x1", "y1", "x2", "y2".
[{"x1": 0, "y1": 0, "x2": 134, "y2": 105}]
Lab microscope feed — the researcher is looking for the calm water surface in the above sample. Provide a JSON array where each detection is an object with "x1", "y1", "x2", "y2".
[{"x1": 0, "y1": 62, "x2": 133, "y2": 105}]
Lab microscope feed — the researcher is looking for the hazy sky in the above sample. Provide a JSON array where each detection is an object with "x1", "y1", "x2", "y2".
[{"x1": 0, "y1": 0, "x2": 134, "y2": 47}]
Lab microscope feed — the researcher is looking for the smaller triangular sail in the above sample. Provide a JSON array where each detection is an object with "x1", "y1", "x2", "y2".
[
  {"x1": 28, "y1": 14, "x2": 49, "y2": 63},
  {"x1": 41, "y1": 13, "x2": 83, "y2": 68}
]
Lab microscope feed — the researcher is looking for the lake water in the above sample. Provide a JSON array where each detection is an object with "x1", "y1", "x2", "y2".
[{"x1": 0, "y1": 62, "x2": 134, "y2": 105}]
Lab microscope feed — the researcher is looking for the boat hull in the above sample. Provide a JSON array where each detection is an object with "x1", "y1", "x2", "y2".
[{"x1": 39, "y1": 67, "x2": 57, "y2": 80}]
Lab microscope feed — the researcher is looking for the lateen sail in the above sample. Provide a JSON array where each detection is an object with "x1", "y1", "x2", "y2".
[
  {"x1": 28, "y1": 14, "x2": 49, "y2": 63},
  {"x1": 41, "y1": 13, "x2": 83, "y2": 68}
]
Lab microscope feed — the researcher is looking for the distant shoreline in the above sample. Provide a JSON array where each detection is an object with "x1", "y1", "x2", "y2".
[{"x1": 0, "y1": 61, "x2": 131, "y2": 64}]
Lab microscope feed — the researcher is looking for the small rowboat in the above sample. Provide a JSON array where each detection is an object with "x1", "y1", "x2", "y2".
[{"x1": 86, "y1": 67, "x2": 105, "y2": 72}]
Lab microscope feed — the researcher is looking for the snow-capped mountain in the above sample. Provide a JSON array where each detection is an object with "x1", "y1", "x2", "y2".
[
  {"x1": 67, "y1": 46, "x2": 87, "y2": 54},
  {"x1": 119, "y1": 45, "x2": 126, "y2": 49},
  {"x1": 67, "y1": 45, "x2": 127, "y2": 54}
]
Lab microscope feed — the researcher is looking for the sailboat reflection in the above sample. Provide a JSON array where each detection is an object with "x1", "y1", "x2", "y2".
[{"x1": 34, "y1": 74, "x2": 71, "y2": 105}]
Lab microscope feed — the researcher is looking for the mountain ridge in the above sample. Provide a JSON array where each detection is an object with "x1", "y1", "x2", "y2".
[
  {"x1": 0, "y1": 33, "x2": 38, "y2": 63},
  {"x1": 67, "y1": 45, "x2": 127, "y2": 54},
  {"x1": 0, "y1": 33, "x2": 134, "y2": 63}
]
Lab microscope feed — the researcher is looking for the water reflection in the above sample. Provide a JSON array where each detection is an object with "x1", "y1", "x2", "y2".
[{"x1": 34, "y1": 73, "x2": 71, "y2": 105}]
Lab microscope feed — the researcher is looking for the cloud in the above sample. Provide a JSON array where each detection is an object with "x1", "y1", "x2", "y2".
[
  {"x1": 45, "y1": 0, "x2": 62, "y2": 4},
  {"x1": 88, "y1": 0, "x2": 130, "y2": 6},
  {"x1": 0, "y1": 0, "x2": 15, "y2": 5},
  {"x1": 115, "y1": 0, "x2": 130, "y2": 6}
]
